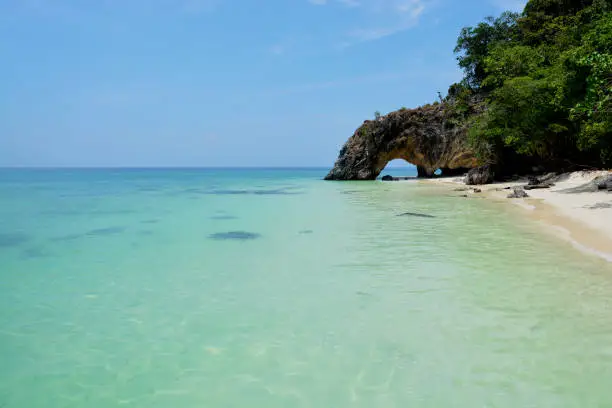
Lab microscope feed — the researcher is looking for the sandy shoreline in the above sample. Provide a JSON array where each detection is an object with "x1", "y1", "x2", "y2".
[{"x1": 422, "y1": 171, "x2": 612, "y2": 262}]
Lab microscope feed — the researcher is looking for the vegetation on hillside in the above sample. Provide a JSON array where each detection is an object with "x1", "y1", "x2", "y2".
[{"x1": 451, "y1": 0, "x2": 612, "y2": 169}]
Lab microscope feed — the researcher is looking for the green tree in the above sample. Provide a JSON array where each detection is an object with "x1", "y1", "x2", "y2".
[
  {"x1": 455, "y1": 0, "x2": 612, "y2": 167},
  {"x1": 454, "y1": 11, "x2": 519, "y2": 89}
]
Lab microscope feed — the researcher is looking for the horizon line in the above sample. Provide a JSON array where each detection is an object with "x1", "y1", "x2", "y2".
[
  {"x1": 0, "y1": 165, "x2": 331, "y2": 169},
  {"x1": 0, "y1": 165, "x2": 416, "y2": 170}
]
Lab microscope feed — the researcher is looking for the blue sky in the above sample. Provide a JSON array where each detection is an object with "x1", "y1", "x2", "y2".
[{"x1": 0, "y1": 0, "x2": 526, "y2": 167}]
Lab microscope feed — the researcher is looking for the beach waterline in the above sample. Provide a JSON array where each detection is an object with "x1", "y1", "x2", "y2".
[{"x1": 1, "y1": 168, "x2": 612, "y2": 407}]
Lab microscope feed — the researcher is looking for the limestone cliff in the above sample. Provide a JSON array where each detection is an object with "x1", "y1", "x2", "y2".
[{"x1": 325, "y1": 102, "x2": 480, "y2": 180}]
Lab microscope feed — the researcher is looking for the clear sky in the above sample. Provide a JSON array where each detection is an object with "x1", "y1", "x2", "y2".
[{"x1": 0, "y1": 0, "x2": 526, "y2": 167}]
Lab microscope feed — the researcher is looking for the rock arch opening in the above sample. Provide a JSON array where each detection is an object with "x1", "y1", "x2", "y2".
[{"x1": 378, "y1": 159, "x2": 417, "y2": 179}]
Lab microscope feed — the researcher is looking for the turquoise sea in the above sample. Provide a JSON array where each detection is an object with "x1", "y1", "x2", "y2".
[{"x1": 1, "y1": 168, "x2": 612, "y2": 407}]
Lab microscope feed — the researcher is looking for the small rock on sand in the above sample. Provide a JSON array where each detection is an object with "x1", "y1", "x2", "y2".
[
  {"x1": 524, "y1": 183, "x2": 554, "y2": 190},
  {"x1": 508, "y1": 187, "x2": 529, "y2": 199}
]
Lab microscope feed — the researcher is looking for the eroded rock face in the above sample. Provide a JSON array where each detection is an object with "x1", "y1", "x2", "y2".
[{"x1": 325, "y1": 103, "x2": 479, "y2": 180}]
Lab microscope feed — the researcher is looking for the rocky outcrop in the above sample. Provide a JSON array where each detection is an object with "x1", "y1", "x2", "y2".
[
  {"x1": 325, "y1": 102, "x2": 480, "y2": 181},
  {"x1": 597, "y1": 175, "x2": 612, "y2": 191},
  {"x1": 562, "y1": 173, "x2": 612, "y2": 193},
  {"x1": 465, "y1": 165, "x2": 495, "y2": 185}
]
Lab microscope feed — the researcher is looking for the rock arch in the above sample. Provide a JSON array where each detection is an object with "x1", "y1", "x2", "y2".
[{"x1": 325, "y1": 103, "x2": 479, "y2": 180}]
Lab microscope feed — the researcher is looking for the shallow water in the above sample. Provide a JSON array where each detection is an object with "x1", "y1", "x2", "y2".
[{"x1": 1, "y1": 168, "x2": 612, "y2": 407}]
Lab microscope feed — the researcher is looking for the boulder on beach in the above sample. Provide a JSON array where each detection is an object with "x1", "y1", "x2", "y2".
[{"x1": 508, "y1": 187, "x2": 529, "y2": 198}]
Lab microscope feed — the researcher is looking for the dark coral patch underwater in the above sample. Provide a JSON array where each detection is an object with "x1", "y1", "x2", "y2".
[
  {"x1": 0, "y1": 233, "x2": 30, "y2": 248},
  {"x1": 208, "y1": 231, "x2": 261, "y2": 241},
  {"x1": 51, "y1": 226, "x2": 127, "y2": 242}
]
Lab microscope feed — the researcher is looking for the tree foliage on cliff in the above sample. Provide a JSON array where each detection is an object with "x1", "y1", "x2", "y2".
[{"x1": 453, "y1": 0, "x2": 612, "y2": 167}]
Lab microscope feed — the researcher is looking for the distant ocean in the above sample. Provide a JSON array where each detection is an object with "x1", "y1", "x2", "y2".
[{"x1": 2, "y1": 168, "x2": 612, "y2": 407}]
